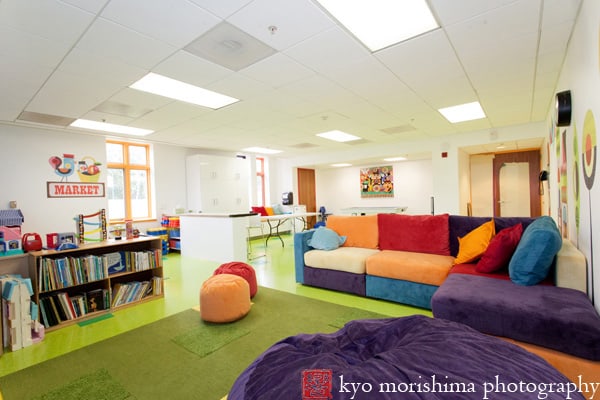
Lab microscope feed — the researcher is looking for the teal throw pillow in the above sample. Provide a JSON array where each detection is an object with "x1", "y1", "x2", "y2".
[
  {"x1": 307, "y1": 227, "x2": 347, "y2": 251},
  {"x1": 508, "y1": 216, "x2": 562, "y2": 286}
]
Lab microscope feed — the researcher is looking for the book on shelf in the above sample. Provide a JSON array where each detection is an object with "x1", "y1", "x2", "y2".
[
  {"x1": 111, "y1": 277, "x2": 162, "y2": 308},
  {"x1": 38, "y1": 255, "x2": 109, "y2": 292},
  {"x1": 86, "y1": 289, "x2": 106, "y2": 313}
]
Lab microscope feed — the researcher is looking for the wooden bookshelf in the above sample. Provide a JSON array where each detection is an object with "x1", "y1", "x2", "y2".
[{"x1": 28, "y1": 236, "x2": 163, "y2": 332}]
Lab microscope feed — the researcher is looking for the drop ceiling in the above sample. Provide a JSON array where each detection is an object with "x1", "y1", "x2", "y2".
[{"x1": 0, "y1": 0, "x2": 582, "y2": 167}]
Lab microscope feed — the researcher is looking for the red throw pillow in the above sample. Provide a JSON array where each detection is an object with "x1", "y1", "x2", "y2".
[
  {"x1": 476, "y1": 223, "x2": 523, "y2": 273},
  {"x1": 251, "y1": 206, "x2": 268, "y2": 216}
]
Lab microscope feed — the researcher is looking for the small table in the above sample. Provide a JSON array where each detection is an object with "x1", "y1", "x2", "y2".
[{"x1": 261, "y1": 212, "x2": 318, "y2": 247}]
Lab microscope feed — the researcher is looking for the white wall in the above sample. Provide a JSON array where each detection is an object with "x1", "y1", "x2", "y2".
[
  {"x1": 549, "y1": 0, "x2": 600, "y2": 309},
  {"x1": 315, "y1": 159, "x2": 433, "y2": 215},
  {"x1": 0, "y1": 123, "x2": 188, "y2": 238}
]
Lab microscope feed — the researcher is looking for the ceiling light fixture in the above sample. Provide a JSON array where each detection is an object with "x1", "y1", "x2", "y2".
[
  {"x1": 331, "y1": 163, "x2": 352, "y2": 167},
  {"x1": 130, "y1": 72, "x2": 239, "y2": 109},
  {"x1": 383, "y1": 156, "x2": 407, "y2": 161},
  {"x1": 316, "y1": 130, "x2": 361, "y2": 142},
  {"x1": 438, "y1": 101, "x2": 486, "y2": 123},
  {"x1": 242, "y1": 147, "x2": 282, "y2": 154},
  {"x1": 70, "y1": 119, "x2": 153, "y2": 136},
  {"x1": 314, "y1": 0, "x2": 438, "y2": 52}
]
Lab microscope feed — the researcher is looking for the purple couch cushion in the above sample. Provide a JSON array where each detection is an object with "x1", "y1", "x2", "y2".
[
  {"x1": 448, "y1": 215, "x2": 535, "y2": 257},
  {"x1": 432, "y1": 273, "x2": 600, "y2": 360},
  {"x1": 303, "y1": 266, "x2": 366, "y2": 296}
]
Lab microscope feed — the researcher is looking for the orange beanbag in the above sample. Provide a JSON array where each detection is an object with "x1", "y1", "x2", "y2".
[{"x1": 200, "y1": 274, "x2": 251, "y2": 323}]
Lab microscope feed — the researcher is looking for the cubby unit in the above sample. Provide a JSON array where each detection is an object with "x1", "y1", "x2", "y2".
[{"x1": 28, "y1": 236, "x2": 163, "y2": 332}]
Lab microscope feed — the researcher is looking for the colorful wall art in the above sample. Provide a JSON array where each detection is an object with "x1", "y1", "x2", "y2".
[{"x1": 360, "y1": 166, "x2": 394, "y2": 198}]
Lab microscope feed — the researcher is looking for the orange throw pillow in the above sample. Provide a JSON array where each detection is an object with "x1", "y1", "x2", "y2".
[{"x1": 454, "y1": 219, "x2": 495, "y2": 264}]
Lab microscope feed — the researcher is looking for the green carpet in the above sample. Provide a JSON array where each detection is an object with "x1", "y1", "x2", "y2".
[{"x1": 0, "y1": 287, "x2": 387, "y2": 400}]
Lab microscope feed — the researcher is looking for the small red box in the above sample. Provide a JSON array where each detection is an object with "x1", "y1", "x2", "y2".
[{"x1": 46, "y1": 233, "x2": 58, "y2": 249}]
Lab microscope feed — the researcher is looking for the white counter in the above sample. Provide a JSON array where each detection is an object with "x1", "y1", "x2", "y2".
[{"x1": 179, "y1": 213, "x2": 253, "y2": 263}]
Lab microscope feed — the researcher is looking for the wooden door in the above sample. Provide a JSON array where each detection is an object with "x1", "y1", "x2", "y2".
[
  {"x1": 297, "y1": 168, "x2": 317, "y2": 228},
  {"x1": 492, "y1": 150, "x2": 541, "y2": 217}
]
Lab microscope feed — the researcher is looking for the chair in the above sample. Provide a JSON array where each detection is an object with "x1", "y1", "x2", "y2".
[
  {"x1": 247, "y1": 214, "x2": 265, "y2": 259},
  {"x1": 313, "y1": 206, "x2": 329, "y2": 229}
]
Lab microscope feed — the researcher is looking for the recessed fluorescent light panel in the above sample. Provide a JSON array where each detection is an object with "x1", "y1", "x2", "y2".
[
  {"x1": 316, "y1": 130, "x2": 361, "y2": 142},
  {"x1": 438, "y1": 101, "x2": 486, "y2": 123},
  {"x1": 130, "y1": 73, "x2": 239, "y2": 109},
  {"x1": 332, "y1": 163, "x2": 352, "y2": 167},
  {"x1": 242, "y1": 147, "x2": 282, "y2": 155},
  {"x1": 384, "y1": 156, "x2": 407, "y2": 162},
  {"x1": 70, "y1": 119, "x2": 154, "y2": 136},
  {"x1": 315, "y1": 0, "x2": 439, "y2": 52}
]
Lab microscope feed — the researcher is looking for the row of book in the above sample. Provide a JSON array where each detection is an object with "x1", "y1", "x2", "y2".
[
  {"x1": 111, "y1": 277, "x2": 162, "y2": 308},
  {"x1": 37, "y1": 249, "x2": 162, "y2": 292},
  {"x1": 38, "y1": 255, "x2": 107, "y2": 292},
  {"x1": 116, "y1": 249, "x2": 162, "y2": 274},
  {"x1": 39, "y1": 288, "x2": 109, "y2": 328}
]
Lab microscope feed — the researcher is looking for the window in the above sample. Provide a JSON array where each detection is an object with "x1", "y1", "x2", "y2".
[
  {"x1": 256, "y1": 157, "x2": 265, "y2": 206},
  {"x1": 106, "y1": 140, "x2": 153, "y2": 222}
]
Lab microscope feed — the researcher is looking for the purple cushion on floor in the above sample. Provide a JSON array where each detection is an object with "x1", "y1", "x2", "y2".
[{"x1": 431, "y1": 273, "x2": 600, "y2": 360}]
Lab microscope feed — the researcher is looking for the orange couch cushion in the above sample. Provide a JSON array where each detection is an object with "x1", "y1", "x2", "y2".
[
  {"x1": 454, "y1": 219, "x2": 495, "y2": 264},
  {"x1": 326, "y1": 215, "x2": 379, "y2": 249},
  {"x1": 366, "y1": 250, "x2": 454, "y2": 286},
  {"x1": 502, "y1": 337, "x2": 600, "y2": 398}
]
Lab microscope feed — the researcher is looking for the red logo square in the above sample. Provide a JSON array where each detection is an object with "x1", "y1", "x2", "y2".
[{"x1": 302, "y1": 369, "x2": 333, "y2": 400}]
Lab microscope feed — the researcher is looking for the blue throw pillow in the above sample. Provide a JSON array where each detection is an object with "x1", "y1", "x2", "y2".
[
  {"x1": 307, "y1": 227, "x2": 347, "y2": 251},
  {"x1": 509, "y1": 216, "x2": 562, "y2": 286}
]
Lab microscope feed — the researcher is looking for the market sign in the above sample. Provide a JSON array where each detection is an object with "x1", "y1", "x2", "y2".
[{"x1": 47, "y1": 182, "x2": 105, "y2": 198}]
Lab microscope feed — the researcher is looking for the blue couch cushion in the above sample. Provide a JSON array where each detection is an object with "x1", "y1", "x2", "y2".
[{"x1": 509, "y1": 216, "x2": 562, "y2": 286}]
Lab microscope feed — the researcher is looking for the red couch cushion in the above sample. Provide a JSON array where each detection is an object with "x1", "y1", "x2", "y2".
[{"x1": 377, "y1": 213, "x2": 450, "y2": 256}]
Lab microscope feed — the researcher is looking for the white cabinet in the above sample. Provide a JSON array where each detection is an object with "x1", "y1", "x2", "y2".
[{"x1": 186, "y1": 155, "x2": 251, "y2": 213}]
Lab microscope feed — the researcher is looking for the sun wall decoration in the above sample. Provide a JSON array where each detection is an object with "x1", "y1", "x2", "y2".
[{"x1": 360, "y1": 166, "x2": 394, "y2": 198}]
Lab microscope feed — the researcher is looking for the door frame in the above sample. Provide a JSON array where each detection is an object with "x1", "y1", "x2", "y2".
[{"x1": 492, "y1": 150, "x2": 541, "y2": 217}]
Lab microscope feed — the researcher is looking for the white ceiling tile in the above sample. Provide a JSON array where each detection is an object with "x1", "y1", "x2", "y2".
[
  {"x1": 60, "y1": 0, "x2": 110, "y2": 14},
  {"x1": 240, "y1": 53, "x2": 315, "y2": 88},
  {"x1": 188, "y1": 0, "x2": 253, "y2": 19},
  {"x1": 76, "y1": 18, "x2": 177, "y2": 69},
  {"x1": 228, "y1": 0, "x2": 335, "y2": 51},
  {"x1": 27, "y1": 71, "x2": 125, "y2": 117},
  {"x1": 430, "y1": 0, "x2": 519, "y2": 26},
  {"x1": 0, "y1": 25, "x2": 71, "y2": 68},
  {"x1": 284, "y1": 27, "x2": 370, "y2": 74},
  {"x1": 0, "y1": 0, "x2": 95, "y2": 43},
  {"x1": 133, "y1": 102, "x2": 210, "y2": 131},
  {"x1": 101, "y1": 0, "x2": 220, "y2": 47},
  {"x1": 207, "y1": 73, "x2": 273, "y2": 101},
  {"x1": 154, "y1": 51, "x2": 234, "y2": 87},
  {"x1": 58, "y1": 48, "x2": 147, "y2": 85},
  {"x1": 106, "y1": 88, "x2": 173, "y2": 111},
  {"x1": 79, "y1": 110, "x2": 134, "y2": 126},
  {"x1": 541, "y1": 0, "x2": 582, "y2": 27}
]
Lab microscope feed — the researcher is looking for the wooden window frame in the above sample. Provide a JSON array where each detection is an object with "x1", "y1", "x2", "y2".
[
  {"x1": 106, "y1": 140, "x2": 154, "y2": 223},
  {"x1": 256, "y1": 157, "x2": 266, "y2": 206}
]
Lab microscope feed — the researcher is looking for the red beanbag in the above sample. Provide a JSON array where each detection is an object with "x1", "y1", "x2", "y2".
[{"x1": 214, "y1": 262, "x2": 258, "y2": 298}]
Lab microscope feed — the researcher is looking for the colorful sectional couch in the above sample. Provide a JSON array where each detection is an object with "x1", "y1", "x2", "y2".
[
  {"x1": 294, "y1": 213, "x2": 551, "y2": 309},
  {"x1": 293, "y1": 213, "x2": 600, "y2": 386}
]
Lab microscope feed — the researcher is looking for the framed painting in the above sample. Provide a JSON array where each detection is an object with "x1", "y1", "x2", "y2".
[{"x1": 360, "y1": 165, "x2": 394, "y2": 198}]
